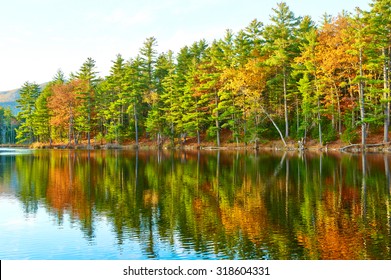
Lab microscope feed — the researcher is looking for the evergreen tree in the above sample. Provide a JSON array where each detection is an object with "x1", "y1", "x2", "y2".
[
  {"x1": 292, "y1": 22, "x2": 322, "y2": 143},
  {"x1": 182, "y1": 41, "x2": 209, "y2": 146},
  {"x1": 12, "y1": 2, "x2": 391, "y2": 148},
  {"x1": 263, "y1": 2, "x2": 301, "y2": 139},
  {"x1": 367, "y1": 0, "x2": 391, "y2": 142},
  {"x1": 345, "y1": 10, "x2": 371, "y2": 147},
  {"x1": 99, "y1": 54, "x2": 127, "y2": 143},
  {"x1": 140, "y1": 37, "x2": 158, "y2": 107},
  {"x1": 32, "y1": 86, "x2": 52, "y2": 143},
  {"x1": 3, "y1": 107, "x2": 15, "y2": 144},
  {"x1": 15, "y1": 82, "x2": 41, "y2": 144},
  {"x1": 146, "y1": 51, "x2": 175, "y2": 146},
  {"x1": 74, "y1": 57, "x2": 99, "y2": 148},
  {"x1": 198, "y1": 41, "x2": 224, "y2": 146},
  {"x1": 0, "y1": 107, "x2": 8, "y2": 144}
]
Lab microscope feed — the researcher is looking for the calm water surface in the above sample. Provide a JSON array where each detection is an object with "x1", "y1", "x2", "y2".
[{"x1": 0, "y1": 149, "x2": 390, "y2": 260}]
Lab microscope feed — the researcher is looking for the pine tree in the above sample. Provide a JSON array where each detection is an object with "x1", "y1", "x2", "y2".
[
  {"x1": 15, "y1": 82, "x2": 41, "y2": 144},
  {"x1": 0, "y1": 107, "x2": 7, "y2": 144},
  {"x1": 198, "y1": 41, "x2": 224, "y2": 146},
  {"x1": 146, "y1": 51, "x2": 176, "y2": 146},
  {"x1": 140, "y1": 37, "x2": 158, "y2": 107},
  {"x1": 2, "y1": 107, "x2": 15, "y2": 144},
  {"x1": 367, "y1": 0, "x2": 391, "y2": 142},
  {"x1": 33, "y1": 86, "x2": 52, "y2": 143},
  {"x1": 74, "y1": 57, "x2": 99, "y2": 148},
  {"x1": 344, "y1": 10, "x2": 371, "y2": 147},
  {"x1": 124, "y1": 56, "x2": 146, "y2": 147},
  {"x1": 263, "y1": 2, "x2": 301, "y2": 139},
  {"x1": 292, "y1": 23, "x2": 322, "y2": 143},
  {"x1": 181, "y1": 41, "x2": 209, "y2": 146},
  {"x1": 99, "y1": 54, "x2": 127, "y2": 143}
]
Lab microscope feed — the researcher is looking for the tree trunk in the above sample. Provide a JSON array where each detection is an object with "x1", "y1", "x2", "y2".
[
  {"x1": 331, "y1": 88, "x2": 335, "y2": 130},
  {"x1": 68, "y1": 118, "x2": 72, "y2": 145},
  {"x1": 170, "y1": 122, "x2": 174, "y2": 147},
  {"x1": 359, "y1": 47, "x2": 366, "y2": 148},
  {"x1": 383, "y1": 47, "x2": 389, "y2": 143},
  {"x1": 317, "y1": 96, "x2": 323, "y2": 145},
  {"x1": 134, "y1": 103, "x2": 139, "y2": 147},
  {"x1": 334, "y1": 83, "x2": 342, "y2": 134},
  {"x1": 262, "y1": 107, "x2": 287, "y2": 147},
  {"x1": 68, "y1": 106, "x2": 73, "y2": 145},
  {"x1": 1, "y1": 126, "x2": 6, "y2": 144},
  {"x1": 157, "y1": 132, "x2": 162, "y2": 149},
  {"x1": 296, "y1": 95, "x2": 300, "y2": 138},
  {"x1": 283, "y1": 67, "x2": 289, "y2": 139},
  {"x1": 87, "y1": 132, "x2": 91, "y2": 148},
  {"x1": 215, "y1": 92, "x2": 220, "y2": 147}
]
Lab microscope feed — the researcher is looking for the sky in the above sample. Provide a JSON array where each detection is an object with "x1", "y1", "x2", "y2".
[{"x1": 0, "y1": 0, "x2": 371, "y2": 91}]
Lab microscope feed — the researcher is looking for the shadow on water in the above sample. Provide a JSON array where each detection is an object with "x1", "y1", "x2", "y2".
[{"x1": 0, "y1": 149, "x2": 390, "y2": 259}]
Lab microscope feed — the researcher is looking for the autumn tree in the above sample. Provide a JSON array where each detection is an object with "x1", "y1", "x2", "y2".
[
  {"x1": 47, "y1": 80, "x2": 82, "y2": 144},
  {"x1": 14, "y1": 2, "x2": 391, "y2": 148}
]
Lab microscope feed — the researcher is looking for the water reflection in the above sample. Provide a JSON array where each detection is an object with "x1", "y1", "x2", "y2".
[{"x1": 0, "y1": 149, "x2": 391, "y2": 259}]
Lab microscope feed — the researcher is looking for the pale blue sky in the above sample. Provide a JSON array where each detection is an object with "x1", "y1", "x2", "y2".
[{"x1": 0, "y1": 0, "x2": 371, "y2": 90}]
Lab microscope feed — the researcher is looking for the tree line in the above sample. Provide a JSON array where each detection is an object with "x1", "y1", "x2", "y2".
[{"x1": 8, "y1": 1, "x2": 391, "y2": 148}]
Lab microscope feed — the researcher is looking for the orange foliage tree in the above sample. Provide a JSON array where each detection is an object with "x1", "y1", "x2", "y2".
[{"x1": 47, "y1": 80, "x2": 84, "y2": 144}]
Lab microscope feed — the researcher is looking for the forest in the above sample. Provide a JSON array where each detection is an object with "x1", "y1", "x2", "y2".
[{"x1": 3, "y1": 0, "x2": 391, "y2": 149}]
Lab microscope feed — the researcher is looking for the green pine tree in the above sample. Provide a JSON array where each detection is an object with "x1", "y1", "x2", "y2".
[{"x1": 15, "y1": 82, "x2": 41, "y2": 144}]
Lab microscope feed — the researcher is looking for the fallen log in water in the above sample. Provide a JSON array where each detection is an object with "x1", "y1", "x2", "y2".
[{"x1": 339, "y1": 142, "x2": 391, "y2": 151}]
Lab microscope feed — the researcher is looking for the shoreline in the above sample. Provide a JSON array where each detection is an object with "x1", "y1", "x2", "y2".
[{"x1": 2, "y1": 140, "x2": 391, "y2": 153}]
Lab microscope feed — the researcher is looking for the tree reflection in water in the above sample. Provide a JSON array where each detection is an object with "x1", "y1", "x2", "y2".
[{"x1": 2, "y1": 149, "x2": 390, "y2": 259}]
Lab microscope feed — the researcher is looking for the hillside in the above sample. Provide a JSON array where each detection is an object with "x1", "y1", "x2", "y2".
[
  {"x1": 0, "y1": 83, "x2": 47, "y2": 114},
  {"x1": 0, "y1": 88, "x2": 20, "y2": 102},
  {"x1": 0, "y1": 88, "x2": 19, "y2": 114}
]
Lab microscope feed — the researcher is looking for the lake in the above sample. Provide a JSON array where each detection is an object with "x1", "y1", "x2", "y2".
[{"x1": 0, "y1": 149, "x2": 390, "y2": 260}]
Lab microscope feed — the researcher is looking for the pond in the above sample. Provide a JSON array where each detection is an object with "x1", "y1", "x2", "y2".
[{"x1": 0, "y1": 149, "x2": 390, "y2": 260}]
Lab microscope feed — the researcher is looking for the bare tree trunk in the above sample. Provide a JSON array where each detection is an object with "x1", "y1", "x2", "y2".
[
  {"x1": 283, "y1": 67, "x2": 289, "y2": 139},
  {"x1": 359, "y1": 47, "x2": 366, "y2": 148},
  {"x1": 314, "y1": 74, "x2": 322, "y2": 145},
  {"x1": 262, "y1": 107, "x2": 287, "y2": 147},
  {"x1": 68, "y1": 110, "x2": 72, "y2": 145},
  {"x1": 334, "y1": 83, "x2": 342, "y2": 134},
  {"x1": 383, "y1": 47, "x2": 389, "y2": 143},
  {"x1": 134, "y1": 103, "x2": 139, "y2": 148},
  {"x1": 296, "y1": 95, "x2": 300, "y2": 138},
  {"x1": 318, "y1": 97, "x2": 322, "y2": 145},
  {"x1": 215, "y1": 92, "x2": 220, "y2": 147}
]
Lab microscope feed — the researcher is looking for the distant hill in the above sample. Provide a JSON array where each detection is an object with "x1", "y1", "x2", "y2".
[
  {"x1": 0, "y1": 88, "x2": 20, "y2": 102},
  {"x1": 0, "y1": 83, "x2": 48, "y2": 115},
  {"x1": 0, "y1": 88, "x2": 20, "y2": 114}
]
